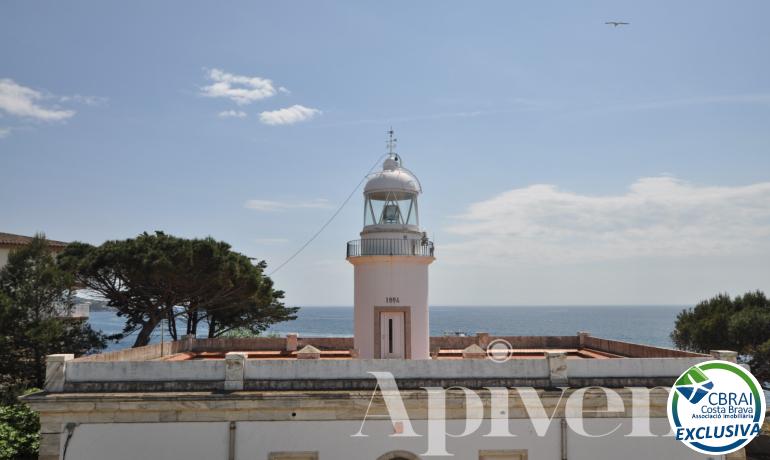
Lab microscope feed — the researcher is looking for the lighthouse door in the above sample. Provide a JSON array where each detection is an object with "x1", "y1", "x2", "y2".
[{"x1": 380, "y1": 312, "x2": 405, "y2": 359}]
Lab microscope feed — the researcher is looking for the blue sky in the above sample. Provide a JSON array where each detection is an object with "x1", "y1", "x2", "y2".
[{"x1": 2, "y1": 1, "x2": 769, "y2": 306}]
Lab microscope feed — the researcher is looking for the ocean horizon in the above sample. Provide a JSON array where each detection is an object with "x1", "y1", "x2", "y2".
[{"x1": 89, "y1": 304, "x2": 687, "y2": 352}]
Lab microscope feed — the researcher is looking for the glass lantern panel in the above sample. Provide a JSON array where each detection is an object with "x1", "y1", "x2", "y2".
[
  {"x1": 364, "y1": 198, "x2": 378, "y2": 226},
  {"x1": 363, "y1": 193, "x2": 418, "y2": 226},
  {"x1": 382, "y1": 204, "x2": 401, "y2": 223}
]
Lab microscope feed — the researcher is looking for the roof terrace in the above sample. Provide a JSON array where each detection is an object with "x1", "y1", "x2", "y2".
[{"x1": 43, "y1": 332, "x2": 713, "y2": 394}]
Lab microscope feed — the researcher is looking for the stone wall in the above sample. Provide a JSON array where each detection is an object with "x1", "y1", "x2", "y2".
[
  {"x1": 73, "y1": 340, "x2": 188, "y2": 362},
  {"x1": 72, "y1": 333, "x2": 705, "y2": 364},
  {"x1": 22, "y1": 387, "x2": 683, "y2": 460},
  {"x1": 55, "y1": 352, "x2": 712, "y2": 393},
  {"x1": 583, "y1": 336, "x2": 704, "y2": 358}
]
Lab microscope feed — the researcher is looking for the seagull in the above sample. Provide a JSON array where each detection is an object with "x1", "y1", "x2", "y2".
[{"x1": 605, "y1": 21, "x2": 630, "y2": 27}]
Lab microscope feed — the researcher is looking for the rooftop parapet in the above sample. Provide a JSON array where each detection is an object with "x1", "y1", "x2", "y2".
[{"x1": 44, "y1": 333, "x2": 712, "y2": 393}]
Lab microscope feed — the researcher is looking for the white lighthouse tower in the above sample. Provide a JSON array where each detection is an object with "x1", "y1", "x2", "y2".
[{"x1": 347, "y1": 131, "x2": 435, "y2": 359}]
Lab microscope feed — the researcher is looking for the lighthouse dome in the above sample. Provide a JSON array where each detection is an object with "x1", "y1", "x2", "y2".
[{"x1": 364, "y1": 154, "x2": 421, "y2": 200}]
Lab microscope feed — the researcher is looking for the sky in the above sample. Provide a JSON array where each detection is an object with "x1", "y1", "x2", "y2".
[{"x1": 2, "y1": 1, "x2": 770, "y2": 307}]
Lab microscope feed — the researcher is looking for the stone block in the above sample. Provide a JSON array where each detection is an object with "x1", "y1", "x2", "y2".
[
  {"x1": 225, "y1": 352, "x2": 247, "y2": 391},
  {"x1": 711, "y1": 350, "x2": 738, "y2": 363},
  {"x1": 286, "y1": 333, "x2": 298, "y2": 352},
  {"x1": 578, "y1": 331, "x2": 591, "y2": 348},
  {"x1": 476, "y1": 332, "x2": 490, "y2": 349},
  {"x1": 45, "y1": 354, "x2": 74, "y2": 392},
  {"x1": 462, "y1": 344, "x2": 487, "y2": 359},
  {"x1": 38, "y1": 432, "x2": 62, "y2": 457},
  {"x1": 296, "y1": 345, "x2": 321, "y2": 360},
  {"x1": 546, "y1": 352, "x2": 568, "y2": 386}
]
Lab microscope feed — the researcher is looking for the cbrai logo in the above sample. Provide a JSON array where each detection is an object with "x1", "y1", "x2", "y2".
[
  {"x1": 675, "y1": 366, "x2": 714, "y2": 404},
  {"x1": 668, "y1": 360, "x2": 767, "y2": 455}
]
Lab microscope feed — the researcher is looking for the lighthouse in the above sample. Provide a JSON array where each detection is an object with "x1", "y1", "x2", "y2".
[{"x1": 346, "y1": 131, "x2": 435, "y2": 359}]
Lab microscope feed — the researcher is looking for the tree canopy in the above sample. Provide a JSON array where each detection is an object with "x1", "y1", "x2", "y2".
[
  {"x1": 672, "y1": 290, "x2": 770, "y2": 382},
  {"x1": 0, "y1": 389, "x2": 40, "y2": 460},
  {"x1": 59, "y1": 231, "x2": 297, "y2": 347},
  {"x1": 0, "y1": 235, "x2": 108, "y2": 396}
]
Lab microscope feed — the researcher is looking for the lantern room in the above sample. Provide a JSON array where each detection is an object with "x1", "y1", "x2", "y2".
[{"x1": 361, "y1": 153, "x2": 422, "y2": 236}]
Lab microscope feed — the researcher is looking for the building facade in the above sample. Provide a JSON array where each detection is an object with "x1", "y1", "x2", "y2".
[
  {"x1": 19, "y1": 141, "x2": 756, "y2": 459},
  {"x1": 24, "y1": 333, "x2": 742, "y2": 460},
  {"x1": 0, "y1": 232, "x2": 89, "y2": 318},
  {"x1": 0, "y1": 232, "x2": 68, "y2": 270}
]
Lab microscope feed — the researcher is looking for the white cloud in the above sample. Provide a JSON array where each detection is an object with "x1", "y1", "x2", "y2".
[
  {"x1": 0, "y1": 127, "x2": 10, "y2": 139},
  {"x1": 218, "y1": 110, "x2": 247, "y2": 118},
  {"x1": 58, "y1": 94, "x2": 107, "y2": 106},
  {"x1": 444, "y1": 177, "x2": 770, "y2": 265},
  {"x1": 259, "y1": 105, "x2": 321, "y2": 126},
  {"x1": 0, "y1": 79, "x2": 76, "y2": 121},
  {"x1": 201, "y1": 68, "x2": 277, "y2": 105},
  {"x1": 244, "y1": 198, "x2": 331, "y2": 212}
]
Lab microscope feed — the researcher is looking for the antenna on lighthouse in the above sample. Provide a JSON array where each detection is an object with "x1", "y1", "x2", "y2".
[
  {"x1": 386, "y1": 127, "x2": 397, "y2": 155},
  {"x1": 386, "y1": 127, "x2": 402, "y2": 166}
]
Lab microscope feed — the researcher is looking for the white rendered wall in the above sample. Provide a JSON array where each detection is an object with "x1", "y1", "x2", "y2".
[
  {"x1": 0, "y1": 248, "x2": 9, "y2": 270},
  {"x1": 61, "y1": 419, "x2": 716, "y2": 460},
  {"x1": 351, "y1": 256, "x2": 433, "y2": 359},
  {"x1": 237, "y1": 419, "x2": 711, "y2": 460},
  {"x1": 242, "y1": 358, "x2": 550, "y2": 380},
  {"x1": 63, "y1": 355, "x2": 708, "y2": 384},
  {"x1": 63, "y1": 422, "x2": 229, "y2": 460},
  {"x1": 65, "y1": 360, "x2": 226, "y2": 382}
]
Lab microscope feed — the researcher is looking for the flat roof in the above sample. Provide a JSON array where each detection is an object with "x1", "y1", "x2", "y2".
[
  {"x1": 75, "y1": 333, "x2": 705, "y2": 364},
  {"x1": 40, "y1": 334, "x2": 712, "y2": 393},
  {"x1": 156, "y1": 347, "x2": 620, "y2": 361}
]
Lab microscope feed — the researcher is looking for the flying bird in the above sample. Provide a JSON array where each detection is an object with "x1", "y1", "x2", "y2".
[{"x1": 605, "y1": 21, "x2": 630, "y2": 27}]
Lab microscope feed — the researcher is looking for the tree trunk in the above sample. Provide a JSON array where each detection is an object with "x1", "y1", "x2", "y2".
[
  {"x1": 33, "y1": 348, "x2": 44, "y2": 389},
  {"x1": 166, "y1": 305, "x2": 178, "y2": 341},
  {"x1": 132, "y1": 316, "x2": 161, "y2": 348},
  {"x1": 186, "y1": 310, "x2": 193, "y2": 335},
  {"x1": 186, "y1": 307, "x2": 199, "y2": 336}
]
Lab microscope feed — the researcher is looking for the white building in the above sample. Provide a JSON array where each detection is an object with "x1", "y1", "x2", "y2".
[
  {"x1": 0, "y1": 232, "x2": 89, "y2": 318},
  {"x1": 0, "y1": 232, "x2": 68, "y2": 270},
  {"x1": 20, "y1": 139, "x2": 754, "y2": 460}
]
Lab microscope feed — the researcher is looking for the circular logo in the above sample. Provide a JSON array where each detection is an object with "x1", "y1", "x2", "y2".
[
  {"x1": 667, "y1": 360, "x2": 766, "y2": 455},
  {"x1": 486, "y1": 339, "x2": 514, "y2": 363}
]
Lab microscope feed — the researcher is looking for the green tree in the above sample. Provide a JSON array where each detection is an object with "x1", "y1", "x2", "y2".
[
  {"x1": 0, "y1": 235, "x2": 108, "y2": 395},
  {"x1": 672, "y1": 290, "x2": 770, "y2": 382},
  {"x1": 59, "y1": 232, "x2": 297, "y2": 347},
  {"x1": 0, "y1": 390, "x2": 40, "y2": 460}
]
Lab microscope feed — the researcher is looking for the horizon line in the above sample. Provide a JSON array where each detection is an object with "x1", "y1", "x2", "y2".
[{"x1": 286, "y1": 304, "x2": 691, "y2": 308}]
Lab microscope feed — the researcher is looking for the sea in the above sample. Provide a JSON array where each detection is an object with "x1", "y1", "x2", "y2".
[{"x1": 89, "y1": 305, "x2": 685, "y2": 352}]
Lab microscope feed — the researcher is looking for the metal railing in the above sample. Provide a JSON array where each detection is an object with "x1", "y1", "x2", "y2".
[{"x1": 346, "y1": 238, "x2": 435, "y2": 258}]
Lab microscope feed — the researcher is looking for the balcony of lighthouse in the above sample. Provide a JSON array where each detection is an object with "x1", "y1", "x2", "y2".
[{"x1": 346, "y1": 238, "x2": 435, "y2": 258}]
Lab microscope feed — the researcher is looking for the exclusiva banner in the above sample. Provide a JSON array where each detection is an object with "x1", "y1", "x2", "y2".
[{"x1": 668, "y1": 360, "x2": 767, "y2": 455}]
